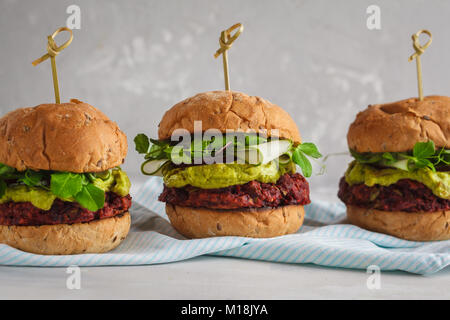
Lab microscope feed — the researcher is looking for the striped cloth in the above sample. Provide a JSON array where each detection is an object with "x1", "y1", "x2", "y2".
[{"x1": 0, "y1": 176, "x2": 449, "y2": 274}]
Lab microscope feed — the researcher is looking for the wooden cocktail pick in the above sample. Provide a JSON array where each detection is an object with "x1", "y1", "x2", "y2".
[
  {"x1": 408, "y1": 29, "x2": 432, "y2": 101},
  {"x1": 32, "y1": 27, "x2": 73, "y2": 104},
  {"x1": 214, "y1": 23, "x2": 244, "y2": 91}
]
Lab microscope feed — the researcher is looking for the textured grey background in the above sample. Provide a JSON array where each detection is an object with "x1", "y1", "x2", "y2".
[{"x1": 1, "y1": 0, "x2": 449, "y2": 196}]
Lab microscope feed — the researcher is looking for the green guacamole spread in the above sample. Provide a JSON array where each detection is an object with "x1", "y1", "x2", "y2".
[
  {"x1": 163, "y1": 161, "x2": 296, "y2": 189},
  {"x1": 345, "y1": 161, "x2": 450, "y2": 199},
  {"x1": 0, "y1": 169, "x2": 131, "y2": 210}
]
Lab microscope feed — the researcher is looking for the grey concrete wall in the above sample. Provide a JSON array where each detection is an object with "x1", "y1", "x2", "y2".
[{"x1": 1, "y1": 0, "x2": 449, "y2": 196}]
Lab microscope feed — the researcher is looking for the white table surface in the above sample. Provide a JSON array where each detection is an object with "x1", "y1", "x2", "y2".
[
  {"x1": 1, "y1": 257, "x2": 449, "y2": 299},
  {"x1": 0, "y1": 182, "x2": 449, "y2": 300}
]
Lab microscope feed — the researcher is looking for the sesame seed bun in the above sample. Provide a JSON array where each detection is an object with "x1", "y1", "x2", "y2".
[
  {"x1": 0, "y1": 212, "x2": 131, "y2": 255},
  {"x1": 347, "y1": 96, "x2": 450, "y2": 153},
  {"x1": 346, "y1": 205, "x2": 450, "y2": 241},
  {"x1": 0, "y1": 99, "x2": 127, "y2": 173},
  {"x1": 166, "y1": 204, "x2": 304, "y2": 238},
  {"x1": 158, "y1": 91, "x2": 302, "y2": 144}
]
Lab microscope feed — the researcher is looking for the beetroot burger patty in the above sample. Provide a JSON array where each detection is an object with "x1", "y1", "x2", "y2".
[
  {"x1": 159, "y1": 173, "x2": 310, "y2": 210},
  {"x1": 0, "y1": 192, "x2": 132, "y2": 226},
  {"x1": 338, "y1": 177, "x2": 450, "y2": 212}
]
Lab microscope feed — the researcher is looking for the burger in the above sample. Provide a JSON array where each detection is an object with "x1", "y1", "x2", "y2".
[
  {"x1": 135, "y1": 91, "x2": 322, "y2": 238},
  {"x1": 338, "y1": 96, "x2": 450, "y2": 241},
  {"x1": 0, "y1": 99, "x2": 132, "y2": 254}
]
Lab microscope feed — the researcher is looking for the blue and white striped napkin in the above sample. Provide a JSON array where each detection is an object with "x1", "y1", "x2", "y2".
[{"x1": 0, "y1": 176, "x2": 449, "y2": 274}]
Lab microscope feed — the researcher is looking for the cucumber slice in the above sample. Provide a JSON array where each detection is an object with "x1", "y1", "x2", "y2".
[
  {"x1": 237, "y1": 140, "x2": 292, "y2": 165},
  {"x1": 141, "y1": 159, "x2": 169, "y2": 176},
  {"x1": 384, "y1": 159, "x2": 409, "y2": 171}
]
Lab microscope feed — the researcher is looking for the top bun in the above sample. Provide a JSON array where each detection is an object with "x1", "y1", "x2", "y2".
[
  {"x1": 158, "y1": 91, "x2": 301, "y2": 144},
  {"x1": 347, "y1": 96, "x2": 450, "y2": 153},
  {"x1": 0, "y1": 99, "x2": 127, "y2": 173}
]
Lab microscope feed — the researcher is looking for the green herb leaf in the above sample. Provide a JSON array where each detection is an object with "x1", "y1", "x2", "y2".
[
  {"x1": 134, "y1": 134, "x2": 150, "y2": 154},
  {"x1": 414, "y1": 158, "x2": 435, "y2": 171},
  {"x1": 350, "y1": 150, "x2": 384, "y2": 164},
  {"x1": 18, "y1": 170, "x2": 45, "y2": 187},
  {"x1": 292, "y1": 149, "x2": 312, "y2": 177},
  {"x1": 413, "y1": 141, "x2": 435, "y2": 159},
  {"x1": 297, "y1": 143, "x2": 322, "y2": 159},
  {"x1": 351, "y1": 140, "x2": 449, "y2": 172},
  {"x1": 74, "y1": 184, "x2": 105, "y2": 211},
  {"x1": 149, "y1": 138, "x2": 168, "y2": 147},
  {"x1": 50, "y1": 172, "x2": 83, "y2": 199},
  {"x1": 0, "y1": 164, "x2": 21, "y2": 180},
  {"x1": 0, "y1": 164, "x2": 15, "y2": 176},
  {"x1": 290, "y1": 142, "x2": 322, "y2": 178},
  {"x1": 136, "y1": 135, "x2": 321, "y2": 177},
  {"x1": 382, "y1": 152, "x2": 395, "y2": 163}
]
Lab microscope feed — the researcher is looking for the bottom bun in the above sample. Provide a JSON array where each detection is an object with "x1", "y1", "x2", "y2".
[
  {"x1": 166, "y1": 204, "x2": 304, "y2": 238},
  {"x1": 0, "y1": 212, "x2": 131, "y2": 255},
  {"x1": 346, "y1": 205, "x2": 450, "y2": 241}
]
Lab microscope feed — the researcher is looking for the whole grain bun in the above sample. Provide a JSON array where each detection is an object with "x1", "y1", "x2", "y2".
[
  {"x1": 348, "y1": 96, "x2": 450, "y2": 153},
  {"x1": 0, "y1": 99, "x2": 127, "y2": 172},
  {"x1": 346, "y1": 205, "x2": 450, "y2": 241},
  {"x1": 166, "y1": 204, "x2": 304, "y2": 238},
  {"x1": 158, "y1": 91, "x2": 301, "y2": 144},
  {"x1": 0, "y1": 212, "x2": 131, "y2": 255}
]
